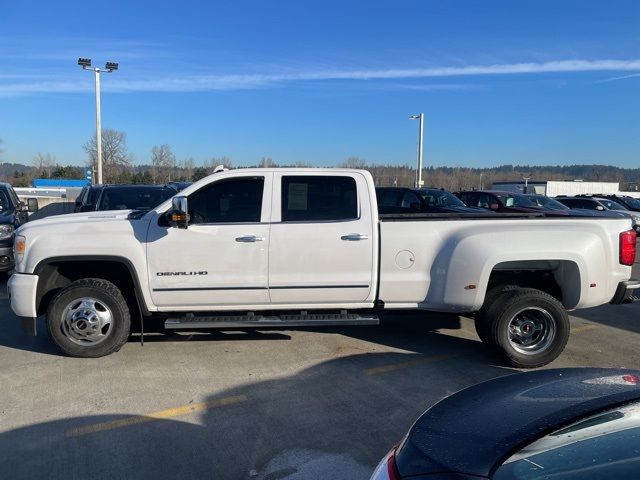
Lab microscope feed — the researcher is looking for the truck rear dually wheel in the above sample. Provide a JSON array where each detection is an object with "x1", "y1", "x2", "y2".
[
  {"x1": 477, "y1": 287, "x2": 569, "y2": 368},
  {"x1": 47, "y1": 278, "x2": 131, "y2": 357}
]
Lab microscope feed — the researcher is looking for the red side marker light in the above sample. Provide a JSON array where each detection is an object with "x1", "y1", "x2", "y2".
[{"x1": 622, "y1": 374, "x2": 640, "y2": 384}]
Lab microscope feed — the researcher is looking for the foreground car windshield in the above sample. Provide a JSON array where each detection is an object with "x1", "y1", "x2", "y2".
[
  {"x1": 496, "y1": 193, "x2": 537, "y2": 208},
  {"x1": 99, "y1": 187, "x2": 175, "y2": 211},
  {"x1": 494, "y1": 399, "x2": 640, "y2": 480},
  {"x1": 419, "y1": 189, "x2": 466, "y2": 207}
]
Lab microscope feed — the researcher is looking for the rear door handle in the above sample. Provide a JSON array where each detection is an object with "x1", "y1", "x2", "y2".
[
  {"x1": 235, "y1": 235, "x2": 265, "y2": 243},
  {"x1": 341, "y1": 233, "x2": 369, "y2": 241}
]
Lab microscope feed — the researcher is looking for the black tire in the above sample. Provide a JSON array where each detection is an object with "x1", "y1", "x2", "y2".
[
  {"x1": 47, "y1": 278, "x2": 131, "y2": 358},
  {"x1": 477, "y1": 288, "x2": 570, "y2": 368},
  {"x1": 474, "y1": 284, "x2": 519, "y2": 344}
]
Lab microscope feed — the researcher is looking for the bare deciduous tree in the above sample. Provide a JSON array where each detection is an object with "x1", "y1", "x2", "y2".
[
  {"x1": 340, "y1": 157, "x2": 367, "y2": 169},
  {"x1": 258, "y1": 157, "x2": 277, "y2": 168},
  {"x1": 83, "y1": 129, "x2": 132, "y2": 183},
  {"x1": 205, "y1": 156, "x2": 232, "y2": 173},
  {"x1": 180, "y1": 157, "x2": 195, "y2": 181},
  {"x1": 32, "y1": 152, "x2": 56, "y2": 177},
  {"x1": 151, "y1": 144, "x2": 177, "y2": 182}
]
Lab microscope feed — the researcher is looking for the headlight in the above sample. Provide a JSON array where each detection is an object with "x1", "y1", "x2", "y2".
[
  {"x1": 0, "y1": 224, "x2": 14, "y2": 240},
  {"x1": 14, "y1": 235, "x2": 26, "y2": 264}
]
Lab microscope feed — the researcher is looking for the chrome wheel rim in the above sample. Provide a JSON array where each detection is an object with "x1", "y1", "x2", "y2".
[
  {"x1": 61, "y1": 297, "x2": 113, "y2": 346},
  {"x1": 507, "y1": 307, "x2": 556, "y2": 355}
]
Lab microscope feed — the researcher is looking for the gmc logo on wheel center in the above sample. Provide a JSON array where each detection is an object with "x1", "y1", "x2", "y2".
[{"x1": 156, "y1": 271, "x2": 208, "y2": 276}]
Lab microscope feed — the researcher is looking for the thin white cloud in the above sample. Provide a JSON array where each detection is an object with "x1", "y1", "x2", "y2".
[
  {"x1": 1, "y1": 59, "x2": 639, "y2": 97},
  {"x1": 598, "y1": 72, "x2": 640, "y2": 82}
]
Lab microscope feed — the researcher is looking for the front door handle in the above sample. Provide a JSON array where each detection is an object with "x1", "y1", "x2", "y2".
[
  {"x1": 235, "y1": 235, "x2": 265, "y2": 243},
  {"x1": 341, "y1": 233, "x2": 369, "y2": 241}
]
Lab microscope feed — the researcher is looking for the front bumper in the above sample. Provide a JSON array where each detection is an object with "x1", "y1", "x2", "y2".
[
  {"x1": 7, "y1": 273, "x2": 39, "y2": 335},
  {"x1": 610, "y1": 279, "x2": 640, "y2": 304},
  {"x1": 0, "y1": 245, "x2": 14, "y2": 272}
]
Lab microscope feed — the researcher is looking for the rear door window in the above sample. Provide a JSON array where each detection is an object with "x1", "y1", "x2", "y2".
[{"x1": 281, "y1": 176, "x2": 357, "y2": 222}]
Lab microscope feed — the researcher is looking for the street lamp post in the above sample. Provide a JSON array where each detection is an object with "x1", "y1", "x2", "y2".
[
  {"x1": 78, "y1": 58, "x2": 118, "y2": 184},
  {"x1": 409, "y1": 113, "x2": 424, "y2": 188},
  {"x1": 479, "y1": 172, "x2": 484, "y2": 190}
]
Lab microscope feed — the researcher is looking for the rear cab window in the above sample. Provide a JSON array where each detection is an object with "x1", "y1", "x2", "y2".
[{"x1": 281, "y1": 175, "x2": 358, "y2": 222}]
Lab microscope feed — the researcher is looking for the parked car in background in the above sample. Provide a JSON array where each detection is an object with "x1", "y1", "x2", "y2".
[
  {"x1": 526, "y1": 194, "x2": 624, "y2": 217},
  {"x1": 371, "y1": 368, "x2": 640, "y2": 480},
  {"x1": 376, "y1": 187, "x2": 488, "y2": 214},
  {"x1": 556, "y1": 196, "x2": 640, "y2": 233},
  {"x1": 596, "y1": 194, "x2": 640, "y2": 213},
  {"x1": 376, "y1": 187, "x2": 428, "y2": 214},
  {"x1": 0, "y1": 183, "x2": 37, "y2": 272},
  {"x1": 75, "y1": 184, "x2": 176, "y2": 212},
  {"x1": 74, "y1": 184, "x2": 106, "y2": 212},
  {"x1": 415, "y1": 187, "x2": 489, "y2": 213},
  {"x1": 166, "y1": 181, "x2": 192, "y2": 192},
  {"x1": 456, "y1": 190, "x2": 564, "y2": 215}
]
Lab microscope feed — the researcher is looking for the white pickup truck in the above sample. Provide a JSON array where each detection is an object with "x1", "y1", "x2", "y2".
[{"x1": 7, "y1": 169, "x2": 639, "y2": 367}]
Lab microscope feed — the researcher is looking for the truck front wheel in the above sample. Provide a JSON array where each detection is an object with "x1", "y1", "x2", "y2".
[
  {"x1": 478, "y1": 288, "x2": 570, "y2": 368},
  {"x1": 47, "y1": 278, "x2": 131, "y2": 358}
]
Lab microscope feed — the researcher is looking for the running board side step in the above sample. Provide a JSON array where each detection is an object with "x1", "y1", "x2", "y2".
[{"x1": 164, "y1": 312, "x2": 380, "y2": 329}]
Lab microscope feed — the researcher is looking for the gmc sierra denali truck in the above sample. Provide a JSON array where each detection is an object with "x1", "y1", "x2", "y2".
[{"x1": 7, "y1": 169, "x2": 639, "y2": 367}]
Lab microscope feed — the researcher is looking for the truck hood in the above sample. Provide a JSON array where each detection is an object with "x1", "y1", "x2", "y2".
[
  {"x1": 15, "y1": 209, "x2": 154, "y2": 275},
  {"x1": 16, "y1": 210, "x2": 139, "y2": 233}
]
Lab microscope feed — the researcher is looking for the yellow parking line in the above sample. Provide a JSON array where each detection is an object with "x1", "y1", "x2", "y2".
[
  {"x1": 66, "y1": 394, "x2": 247, "y2": 437},
  {"x1": 364, "y1": 354, "x2": 459, "y2": 375},
  {"x1": 572, "y1": 323, "x2": 599, "y2": 334}
]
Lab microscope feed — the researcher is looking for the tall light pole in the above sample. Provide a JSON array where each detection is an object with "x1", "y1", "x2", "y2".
[
  {"x1": 479, "y1": 172, "x2": 484, "y2": 190},
  {"x1": 409, "y1": 113, "x2": 424, "y2": 188},
  {"x1": 78, "y1": 58, "x2": 118, "y2": 184},
  {"x1": 522, "y1": 174, "x2": 531, "y2": 194}
]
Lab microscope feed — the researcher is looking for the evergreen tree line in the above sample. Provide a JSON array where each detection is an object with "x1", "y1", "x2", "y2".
[{"x1": 1, "y1": 129, "x2": 638, "y2": 191}]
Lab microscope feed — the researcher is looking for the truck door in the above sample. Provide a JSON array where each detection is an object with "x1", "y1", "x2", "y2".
[
  {"x1": 146, "y1": 173, "x2": 272, "y2": 308},
  {"x1": 268, "y1": 172, "x2": 376, "y2": 305}
]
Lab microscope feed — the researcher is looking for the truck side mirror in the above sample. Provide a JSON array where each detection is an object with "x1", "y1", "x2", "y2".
[
  {"x1": 168, "y1": 196, "x2": 189, "y2": 229},
  {"x1": 27, "y1": 198, "x2": 39, "y2": 213},
  {"x1": 596, "y1": 205, "x2": 605, "y2": 211}
]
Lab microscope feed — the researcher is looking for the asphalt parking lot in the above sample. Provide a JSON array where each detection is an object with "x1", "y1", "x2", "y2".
[{"x1": 0, "y1": 253, "x2": 639, "y2": 480}]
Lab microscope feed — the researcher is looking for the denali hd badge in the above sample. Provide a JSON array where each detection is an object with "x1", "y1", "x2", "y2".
[{"x1": 157, "y1": 271, "x2": 208, "y2": 276}]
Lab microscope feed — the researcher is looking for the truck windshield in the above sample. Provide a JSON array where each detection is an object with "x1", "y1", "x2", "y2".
[{"x1": 0, "y1": 190, "x2": 10, "y2": 211}]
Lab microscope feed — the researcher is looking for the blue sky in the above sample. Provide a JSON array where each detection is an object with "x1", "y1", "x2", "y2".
[{"x1": 0, "y1": 0, "x2": 639, "y2": 168}]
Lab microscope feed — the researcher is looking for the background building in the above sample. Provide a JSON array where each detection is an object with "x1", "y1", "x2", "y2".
[{"x1": 491, "y1": 180, "x2": 640, "y2": 197}]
